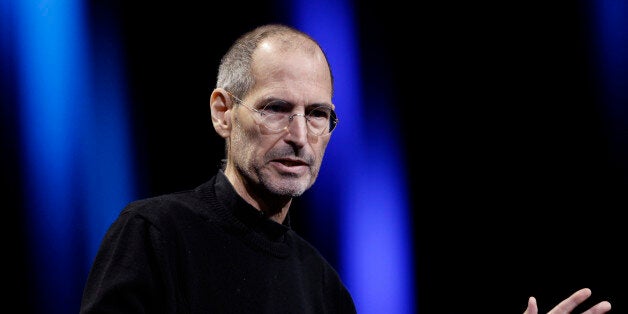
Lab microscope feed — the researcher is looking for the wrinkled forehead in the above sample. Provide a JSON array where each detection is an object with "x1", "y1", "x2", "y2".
[{"x1": 250, "y1": 37, "x2": 332, "y2": 96}]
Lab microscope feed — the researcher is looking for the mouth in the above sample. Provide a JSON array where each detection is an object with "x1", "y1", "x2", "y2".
[
  {"x1": 271, "y1": 158, "x2": 310, "y2": 174},
  {"x1": 275, "y1": 158, "x2": 308, "y2": 167}
]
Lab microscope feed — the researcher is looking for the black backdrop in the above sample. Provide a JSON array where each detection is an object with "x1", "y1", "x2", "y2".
[
  {"x1": 4, "y1": 1, "x2": 626, "y2": 313},
  {"x1": 385, "y1": 2, "x2": 627, "y2": 313}
]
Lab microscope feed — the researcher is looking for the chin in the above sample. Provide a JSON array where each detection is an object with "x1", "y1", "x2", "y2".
[{"x1": 268, "y1": 179, "x2": 310, "y2": 197}]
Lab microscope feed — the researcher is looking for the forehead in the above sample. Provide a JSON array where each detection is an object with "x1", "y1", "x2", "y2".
[{"x1": 249, "y1": 38, "x2": 332, "y2": 101}]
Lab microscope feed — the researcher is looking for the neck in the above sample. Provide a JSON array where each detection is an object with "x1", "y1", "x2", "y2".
[{"x1": 224, "y1": 167, "x2": 293, "y2": 224}]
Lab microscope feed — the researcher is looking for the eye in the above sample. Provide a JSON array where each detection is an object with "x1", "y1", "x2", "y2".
[
  {"x1": 308, "y1": 106, "x2": 332, "y2": 119},
  {"x1": 261, "y1": 100, "x2": 292, "y2": 114}
]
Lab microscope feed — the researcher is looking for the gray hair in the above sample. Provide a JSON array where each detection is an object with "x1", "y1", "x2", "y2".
[{"x1": 215, "y1": 24, "x2": 334, "y2": 99}]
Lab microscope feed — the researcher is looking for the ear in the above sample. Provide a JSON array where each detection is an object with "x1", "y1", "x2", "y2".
[{"x1": 210, "y1": 88, "x2": 232, "y2": 139}]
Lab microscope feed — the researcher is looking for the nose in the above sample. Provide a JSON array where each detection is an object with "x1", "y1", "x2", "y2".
[{"x1": 285, "y1": 113, "x2": 309, "y2": 142}]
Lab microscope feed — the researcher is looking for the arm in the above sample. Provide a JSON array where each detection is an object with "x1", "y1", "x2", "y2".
[{"x1": 523, "y1": 288, "x2": 611, "y2": 314}]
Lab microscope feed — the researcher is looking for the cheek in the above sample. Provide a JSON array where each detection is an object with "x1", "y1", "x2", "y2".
[
  {"x1": 234, "y1": 125, "x2": 273, "y2": 161},
  {"x1": 230, "y1": 125, "x2": 255, "y2": 159}
]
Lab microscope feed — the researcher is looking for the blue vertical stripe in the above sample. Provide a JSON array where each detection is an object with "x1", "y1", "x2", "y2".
[
  {"x1": 285, "y1": 0, "x2": 415, "y2": 312},
  {"x1": 590, "y1": 0, "x2": 628, "y2": 177},
  {"x1": 16, "y1": 2, "x2": 88, "y2": 311},
  {"x1": 12, "y1": 1, "x2": 136, "y2": 312}
]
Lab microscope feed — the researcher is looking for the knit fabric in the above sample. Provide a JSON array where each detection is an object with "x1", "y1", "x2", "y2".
[{"x1": 80, "y1": 171, "x2": 356, "y2": 314}]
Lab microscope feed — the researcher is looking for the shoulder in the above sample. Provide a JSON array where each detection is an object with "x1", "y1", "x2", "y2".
[{"x1": 118, "y1": 179, "x2": 218, "y2": 230}]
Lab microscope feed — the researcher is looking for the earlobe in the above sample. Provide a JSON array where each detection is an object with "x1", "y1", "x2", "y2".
[{"x1": 210, "y1": 89, "x2": 232, "y2": 138}]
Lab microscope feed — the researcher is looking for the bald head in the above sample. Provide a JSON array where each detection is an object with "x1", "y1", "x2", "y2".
[{"x1": 215, "y1": 24, "x2": 334, "y2": 100}]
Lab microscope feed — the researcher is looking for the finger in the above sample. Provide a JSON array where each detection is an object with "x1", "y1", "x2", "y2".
[
  {"x1": 548, "y1": 288, "x2": 592, "y2": 314},
  {"x1": 523, "y1": 296, "x2": 537, "y2": 314},
  {"x1": 581, "y1": 301, "x2": 612, "y2": 314}
]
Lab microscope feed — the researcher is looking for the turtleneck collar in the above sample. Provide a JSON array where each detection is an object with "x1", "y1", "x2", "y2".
[{"x1": 214, "y1": 170, "x2": 290, "y2": 242}]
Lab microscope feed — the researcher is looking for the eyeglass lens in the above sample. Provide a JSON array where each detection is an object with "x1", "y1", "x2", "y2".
[{"x1": 256, "y1": 100, "x2": 337, "y2": 135}]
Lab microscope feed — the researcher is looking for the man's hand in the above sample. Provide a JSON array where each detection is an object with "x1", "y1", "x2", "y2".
[{"x1": 523, "y1": 288, "x2": 611, "y2": 314}]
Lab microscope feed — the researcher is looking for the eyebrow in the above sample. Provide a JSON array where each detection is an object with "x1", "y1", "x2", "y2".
[{"x1": 258, "y1": 97, "x2": 333, "y2": 109}]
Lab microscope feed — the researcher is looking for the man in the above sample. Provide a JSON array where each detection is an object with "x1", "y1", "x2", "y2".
[
  {"x1": 80, "y1": 24, "x2": 353, "y2": 313},
  {"x1": 79, "y1": 24, "x2": 610, "y2": 313}
]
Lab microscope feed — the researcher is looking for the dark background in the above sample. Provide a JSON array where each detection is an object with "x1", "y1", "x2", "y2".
[{"x1": 4, "y1": 1, "x2": 626, "y2": 313}]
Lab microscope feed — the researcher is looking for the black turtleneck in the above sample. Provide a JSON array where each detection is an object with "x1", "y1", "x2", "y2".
[
  {"x1": 214, "y1": 170, "x2": 290, "y2": 244},
  {"x1": 80, "y1": 171, "x2": 357, "y2": 314}
]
